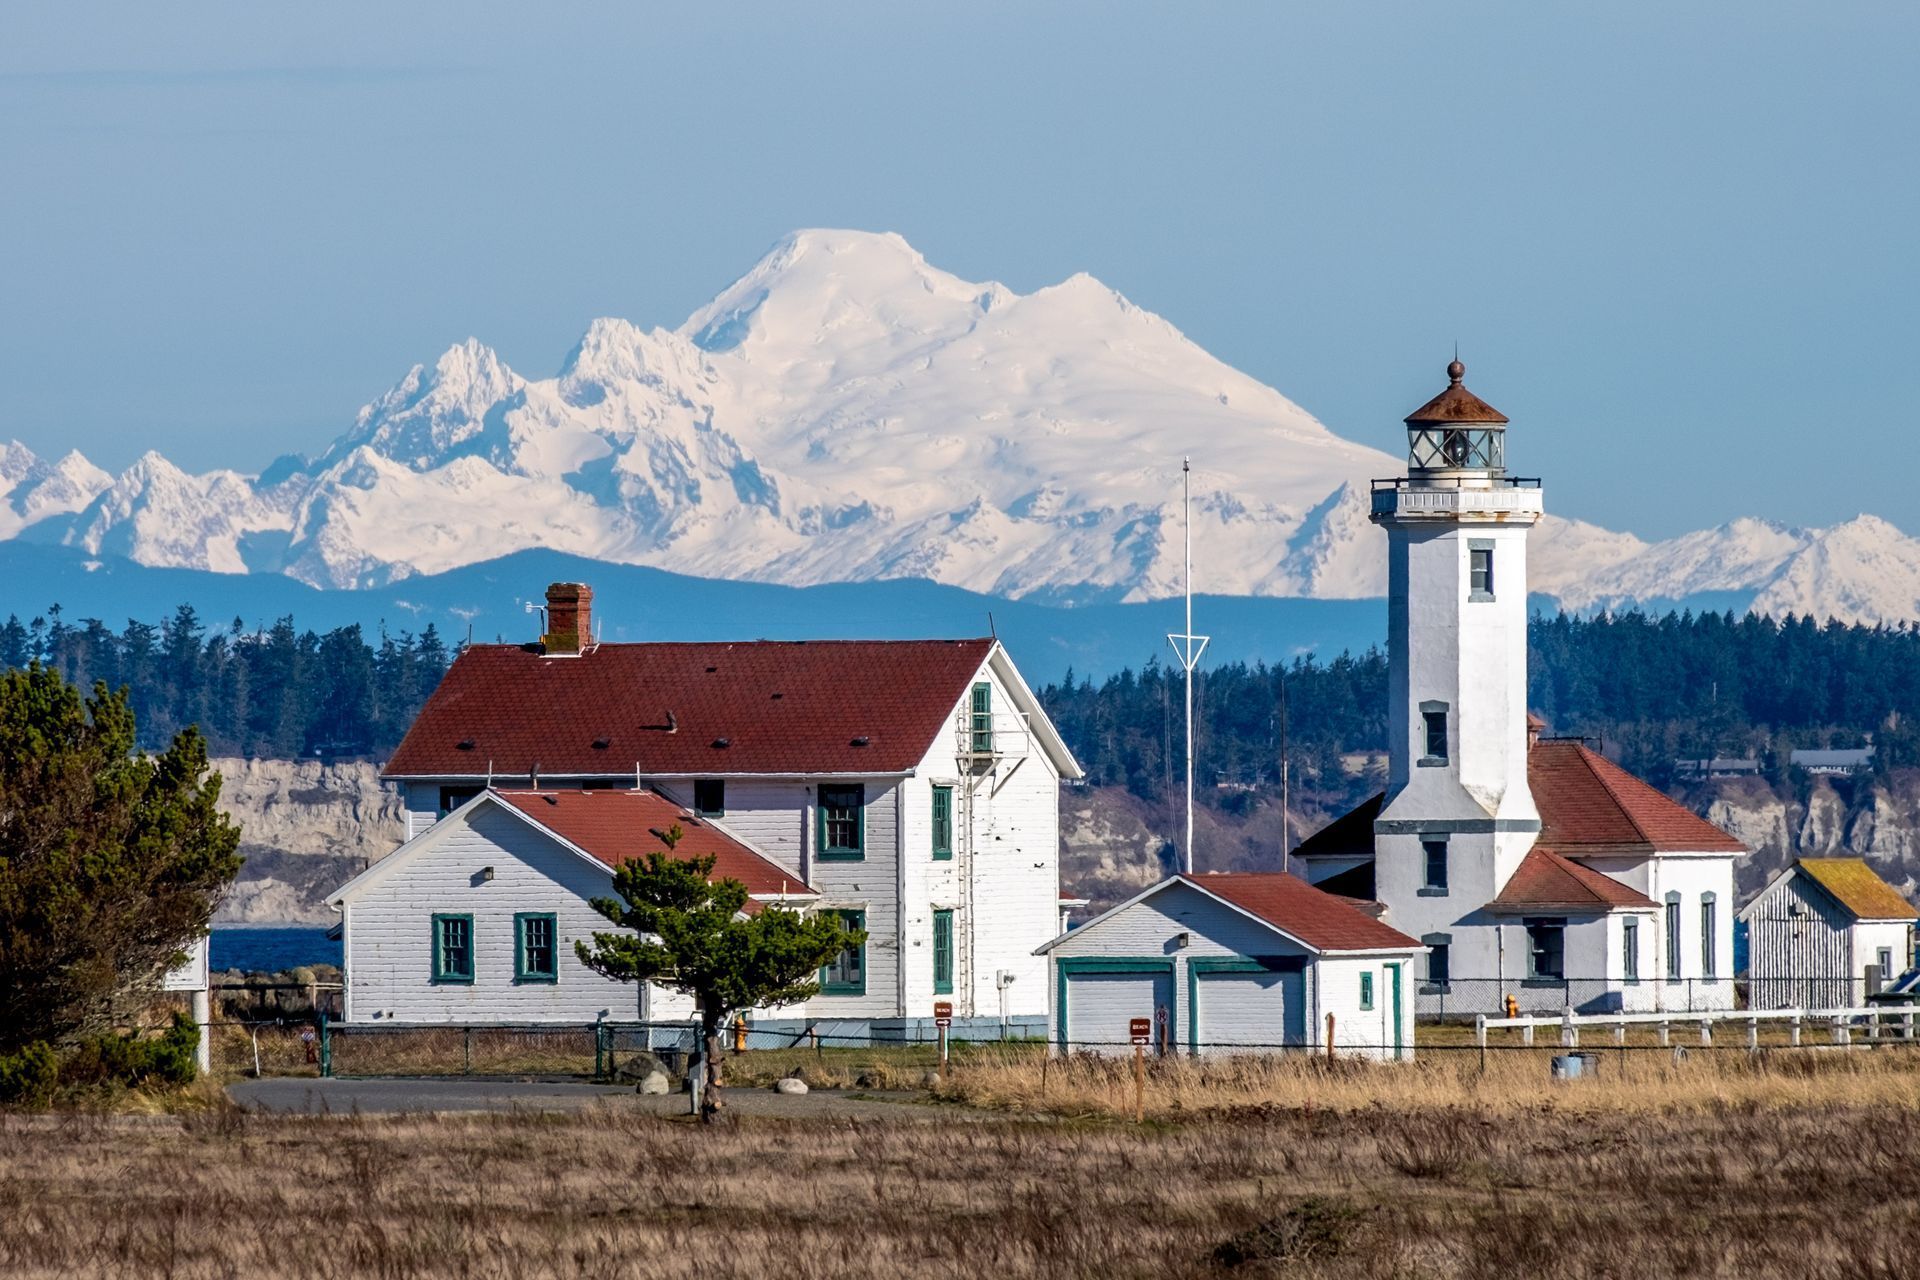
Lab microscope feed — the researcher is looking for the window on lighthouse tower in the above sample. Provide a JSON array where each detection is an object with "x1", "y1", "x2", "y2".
[
  {"x1": 1421, "y1": 707, "x2": 1449, "y2": 765},
  {"x1": 1469, "y1": 545, "x2": 1495, "y2": 601}
]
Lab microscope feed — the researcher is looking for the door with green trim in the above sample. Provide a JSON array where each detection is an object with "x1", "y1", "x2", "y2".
[{"x1": 1386, "y1": 962, "x2": 1404, "y2": 1061}]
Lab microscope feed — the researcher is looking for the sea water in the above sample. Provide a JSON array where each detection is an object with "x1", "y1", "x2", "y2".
[{"x1": 210, "y1": 925, "x2": 341, "y2": 974}]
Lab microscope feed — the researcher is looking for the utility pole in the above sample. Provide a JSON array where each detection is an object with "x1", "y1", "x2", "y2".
[
  {"x1": 1277, "y1": 672, "x2": 1290, "y2": 875},
  {"x1": 1166, "y1": 458, "x2": 1209, "y2": 875}
]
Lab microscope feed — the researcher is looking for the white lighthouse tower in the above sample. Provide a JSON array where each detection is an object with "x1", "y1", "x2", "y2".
[{"x1": 1369, "y1": 359, "x2": 1543, "y2": 959}]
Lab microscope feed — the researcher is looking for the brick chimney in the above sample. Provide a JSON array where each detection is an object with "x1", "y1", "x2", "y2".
[{"x1": 542, "y1": 582, "x2": 593, "y2": 655}]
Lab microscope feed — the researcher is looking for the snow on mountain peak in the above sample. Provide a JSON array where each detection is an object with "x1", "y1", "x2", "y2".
[
  {"x1": 8, "y1": 229, "x2": 1920, "y2": 622},
  {"x1": 0, "y1": 442, "x2": 113, "y2": 538}
]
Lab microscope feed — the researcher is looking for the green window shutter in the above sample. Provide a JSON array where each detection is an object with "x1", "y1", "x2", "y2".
[
  {"x1": 820, "y1": 909, "x2": 867, "y2": 995},
  {"x1": 932, "y1": 908, "x2": 954, "y2": 995},
  {"x1": 1359, "y1": 971, "x2": 1374, "y2": 1010},
  {"x1": 969, "y1": 682, "x2": 993, "y2": 753},
  {"x1": 432, "y1": 914, "x2": 474, "y2": 984},
  {"x1": 931, "y1": 785, "x2": 953, "y2": 860},
  {"x1": 816, "y1": 784, "x2": 866, "y2": 860},
  {"x1": 515, "y1": 912, "x2": 558, "y2": 983}
]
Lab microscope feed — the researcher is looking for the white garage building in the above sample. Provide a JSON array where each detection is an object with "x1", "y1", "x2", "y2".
[{"x1": 1035, "y1": 873, "x2": 1424, "y2": 1061}]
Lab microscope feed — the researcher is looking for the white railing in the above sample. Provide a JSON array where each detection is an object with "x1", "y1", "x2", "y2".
[
  {"x1": 1475, "y1": 1004, "x2": 1918, "y2": 1049},
  {"x1": 955, "y1": 710, "x2": 1032, "y2": 760},
  {"x1": 1371, "y1": 486, "x2": 1545, "y2": 519}
]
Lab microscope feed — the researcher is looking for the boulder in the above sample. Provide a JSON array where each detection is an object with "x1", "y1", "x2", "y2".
[
  {"x1": 774, "y1": 1076, "x2": 809, "y2": 1095},
  {"x1": 920, "y1": 1070, "x2": 942, "y2": 1089},
  {"x1": 611, "y1": 1051, "x2": 669, "y2": 1085},
  {"x1": 636, "y1": 1070, "x2": 671, "y2": 1096}
]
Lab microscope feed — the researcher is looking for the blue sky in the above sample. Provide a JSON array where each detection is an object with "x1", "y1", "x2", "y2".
[{"x1": 2, "y1": 3, "x2": 1914, "y2": 539}]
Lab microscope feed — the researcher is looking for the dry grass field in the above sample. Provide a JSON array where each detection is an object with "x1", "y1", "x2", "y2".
[
  {"x1": 4, "y1": 1088, "x2": 1920, "y2": 1279},
  {"x1": 941, "y1": 1041, "x2": 1920, "y2": 1118}
]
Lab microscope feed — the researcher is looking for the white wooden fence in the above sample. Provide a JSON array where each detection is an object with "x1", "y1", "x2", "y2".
[{"x1": 1475, "y1": 1004, "x2": 1918, "y2": 1051}]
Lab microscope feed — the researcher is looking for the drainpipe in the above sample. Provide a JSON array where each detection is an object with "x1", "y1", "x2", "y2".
[{"x1": 895, "y1": 781, "x2": 907, "y2": 1019}]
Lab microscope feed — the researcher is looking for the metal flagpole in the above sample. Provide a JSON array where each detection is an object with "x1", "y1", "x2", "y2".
[{"x1": 1166, "y1": 458, "x2": 1209, "y2": 875}]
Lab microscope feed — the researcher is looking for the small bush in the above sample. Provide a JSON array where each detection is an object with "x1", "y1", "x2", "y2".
[
  {"x1": 1211, "y1": 1196, "x2": 1365, "y2": 1268},
  {"x1": 0, "y1": 1041, "x2": 59, "y2": 1107},
  {"x1": 61, "y1": 1013, "x2": 199, "y2": 1090}
]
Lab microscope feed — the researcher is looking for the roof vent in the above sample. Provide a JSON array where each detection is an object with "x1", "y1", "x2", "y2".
[
  {"x1": 706, "y1": 666, "x2": 718, "y2": 673},
  {"x1": 456, "y1": 738, "x2": 476, "y2": 751},
  {"x1": 592, "y1": 737, "x2": 611, "y2": 750},
  {"x1": 711, "y1": 737, "x2": 731, "y2": 749},
  {"x1": 850, "y1": 736, "x2": 870, "y2": 748},
  {"x1": 771, "y1": 692, "x2": 784, "y2": 700},
  {"x1": 542, "y1": 794, "x2": 558, "y2": 806}
]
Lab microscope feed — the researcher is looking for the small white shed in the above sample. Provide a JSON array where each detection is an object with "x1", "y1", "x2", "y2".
[
  {"x1": 1035, "y1": 873, "x2": 1424, "y2": 1062},
  {"x1": 1740, "y1": 858, "x2": 1918, "y2": 1009}
]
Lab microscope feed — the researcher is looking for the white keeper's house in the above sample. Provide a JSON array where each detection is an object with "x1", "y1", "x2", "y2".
[
  {"x1": 1293, "y1": 359, "x2": 1748, "y2": 1016},
  {"x1": 328, "y1": 583, "x2": 1083, "y2": 1040}
]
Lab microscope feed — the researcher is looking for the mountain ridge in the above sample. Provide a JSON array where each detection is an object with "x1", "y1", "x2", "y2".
[{"x1": 7, "y1": 228, "x2": 1919, "y2": 623}]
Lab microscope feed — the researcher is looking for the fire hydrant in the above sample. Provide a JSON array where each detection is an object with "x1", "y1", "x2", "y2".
[
  {"x1": 733, "y1": 1013, "x2": 750, "y2": 1054},
  {"x1": 1504, "y1": 993, "x2": 1519, "y2": 1019}
]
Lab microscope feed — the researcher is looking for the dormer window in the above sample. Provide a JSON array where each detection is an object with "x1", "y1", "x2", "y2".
[{"x1": 693, "y1": 779, "x2": 724, "y2": 817}]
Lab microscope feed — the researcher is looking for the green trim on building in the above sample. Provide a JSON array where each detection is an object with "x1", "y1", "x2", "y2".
[
  {"x1": 820, "y1": 909, "x2": 867, "y2": 995},
  {"x1": 1053, "y1": 956, "x2": 1176, "y2": 1050},
  {"x1": 931, "y1": 785, "x2": 953, "y2": 860},
  {"x1": 932, "y1": 908, "x2": 954, "y2": 995},
  {"x1": 816, "y1": 784, "x2": 866, "y2": 861},
  {"x1": 970, "y1": 682, "x2": 993, "y2": 753},
  {"x1": 514, "y1": 911, "x2": 559, "y2": 983},
  {"x1": 431, "y1": 913, "x2": 474, "y2": 984},
  {"x1": 1184, "y1": 955, "x2": 1308, "y2": 1055}
]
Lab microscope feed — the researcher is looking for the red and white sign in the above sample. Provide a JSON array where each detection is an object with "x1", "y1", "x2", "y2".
[
  {"x1": 1129, "y1": 1017, "x2": 1152, "y2": 1045},
  {"x1": 933, "y1": 1001, "x2": 953, "y2": 1027}
]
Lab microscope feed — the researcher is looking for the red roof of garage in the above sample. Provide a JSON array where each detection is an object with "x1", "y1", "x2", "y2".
[
  {"x1": 491, "y1": 788, "x2": 814, "y2": 901},
  {"x1": 385, "y1": 639, "x2": 995, "y2": 778},
  {"x1": 1180, "y1": 873, "x2": 1419, "y2": 952}
]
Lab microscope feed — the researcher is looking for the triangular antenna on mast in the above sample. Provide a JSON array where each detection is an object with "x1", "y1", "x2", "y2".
[{"x1": 1166, "y1": 457, "x2": 1209, "y2": 875}]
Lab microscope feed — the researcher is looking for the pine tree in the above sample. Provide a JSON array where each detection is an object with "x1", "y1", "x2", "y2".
[{"x1": 576, "y1": 827, "x2": 858, "y2": 1122}]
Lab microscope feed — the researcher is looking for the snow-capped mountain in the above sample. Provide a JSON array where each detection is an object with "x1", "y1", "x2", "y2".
[
  {"x1": 5, "y1": 229, "x2": 1919, "y2": 622},
  {"x1": 0, "y1": 443, "x2": 112, "y2": 540}
]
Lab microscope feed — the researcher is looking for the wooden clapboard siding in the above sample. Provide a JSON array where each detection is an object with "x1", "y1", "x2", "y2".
[
  {"x1": 1745, "y1": 872, "x2": 1855, "y2": 1010},
  {"x1": 341, "y1": 803, "x2": 640, "y2": 1024}
]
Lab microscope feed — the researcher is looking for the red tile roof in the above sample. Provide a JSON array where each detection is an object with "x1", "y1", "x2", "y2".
[
  {"x1": 1530, "y1": 740, "x2": 1747, "y2": 855},
  {"x1": 491, "y1": 789, "x2": 815, "y2": 900},
  {"x1": 1486, "y1": 845, "x2": 1656, "y2": 914},
  {"x1": 386, "y1": 639, "x2": 996, "y2": 778},
  {"x1": 1179, "y1": 873, "x2": 1419, "y2": 952}
]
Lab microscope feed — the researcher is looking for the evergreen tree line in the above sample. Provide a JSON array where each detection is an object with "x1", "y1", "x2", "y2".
[
  {"x1": 6, "y1": 602, "x2": 1920, "y2": 786},
  {"x1": 0, "y1": 605, "x2": 449, "y2": 758},
  {"x1": 1041, "y1": 609, "x2": 1920, "y2": 809}
]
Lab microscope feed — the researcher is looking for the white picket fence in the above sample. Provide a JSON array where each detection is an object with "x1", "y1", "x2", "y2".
[{"x1": 1475, "y1": 1004, "x2": 1918, "y2": 1050}]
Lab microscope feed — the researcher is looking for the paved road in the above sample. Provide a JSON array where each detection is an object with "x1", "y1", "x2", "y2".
[{"x1": 227, "y1": 1077, "x2": 948, "y2": 1120}]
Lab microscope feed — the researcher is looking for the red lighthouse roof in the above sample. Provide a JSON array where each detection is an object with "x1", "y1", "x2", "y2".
[{"x1": 1404, "y1": 358, "x2": 1509, "y2": 426}]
